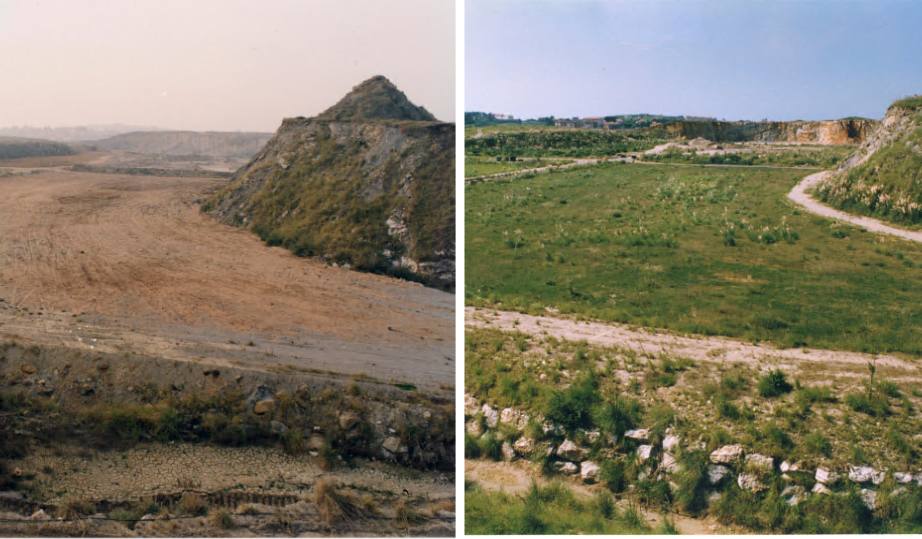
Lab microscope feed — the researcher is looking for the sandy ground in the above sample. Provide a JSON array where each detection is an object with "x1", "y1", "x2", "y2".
[
  {"x1": 465, "y1": 459, "x2": 735, "y2": 534},
  {"x1": 466, "y1": 307, "x2": 921, "y2": 380},
  {"x1": 788, "y1": 171, "x2": 922, "y2": 244},
  {"x1": 0, "y1": 166, "x2": 453, "y2": 392}
]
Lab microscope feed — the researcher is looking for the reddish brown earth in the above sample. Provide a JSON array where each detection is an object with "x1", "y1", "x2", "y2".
[{"x1": 0, "y1": 161, "x2": 454, "y2": 393}]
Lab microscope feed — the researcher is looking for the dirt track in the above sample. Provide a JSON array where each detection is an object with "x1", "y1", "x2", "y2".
[
  {"x1": 788, "y1": 170, "x2": 922, "y2": 244},
  {"x1": 0, "y1": 166, "x2": 454, "y2": 392},
  {"x1": 466, "y1": 307, "x2": 921, "y2": 379}
]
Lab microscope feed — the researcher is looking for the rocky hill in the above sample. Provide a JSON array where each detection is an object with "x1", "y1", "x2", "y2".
[
  {"x1": 815, "y1": 96, "x2": 922, "y2": 224},
  {"x1": 92, "y1": 130, "x2": 272, "y2": 158},
  {"x1": 204, "y1": 76, "x2": 455, "y2": 289},
  {"x1": 662, "y1": 118, "x2": 877, "y2": 144},
  {"x1": 0, "y1": 136, "x2": 74, "y2": 160}
]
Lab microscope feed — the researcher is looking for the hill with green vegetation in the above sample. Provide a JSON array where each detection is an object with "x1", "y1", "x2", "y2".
[
  {"x1": 816, "y1": 95, "x2": 922, "y2": 226},
  {"x1": 466, "y1": 129, "x2": 662, "y2": 158},
  {"x1": 0, "y1": 137, "x2": 74, "y2": 160},
  {"x1": 204, "y1": 76, "x2": 455, "y2": 289}
]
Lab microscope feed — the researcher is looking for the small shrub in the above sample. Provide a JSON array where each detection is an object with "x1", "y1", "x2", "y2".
[
  {"x1": 209, "y1": 508, "x2": 235, "y2": 530},
  {"x1": 544, "y1": 371, "x2": 599, "y2": 432},
  {"x1": 178, "y1": 492, "x2": 208, "y2": 516},
  {"x1": 804, "y1": 432, "x2": 832, "y2": 458},
  {"x1": 845, "y1": 392, "x2": 890, "y2": 417},
  {"x1": 758, "y1": 370, "x2": 793, "y2": 398},
  {"x1": 600, "y1": 459, "x2": 627, "y2": 493},
  {"x1": 464, "y1": 432, "x2": 482, "y2": 459}
]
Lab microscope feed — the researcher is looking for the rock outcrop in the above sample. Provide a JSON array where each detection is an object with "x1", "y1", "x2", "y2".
[
  {"x1": 663, "y1": 118, "x2": 877, "y2": 145},
  {"x1": 205, "y1": 76, "x2": 455, "y2": 289},
  {"x1": 816, "y1": 95, "x2": 922, "y2": 224}
]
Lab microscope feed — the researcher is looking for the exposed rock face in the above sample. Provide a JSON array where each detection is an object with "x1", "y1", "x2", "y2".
[
  {"x1": 848, "y1": 465, "x2": 885, "y2": 485},
  {"x1": 205, "y1": 75, "x2": 455, "y2": 289},
  {"x1": 664, "y1": 118, "x2": 876, "y2": 145},
  {"x1": 710, "y1": 444, "x2": 743, "y2": 464},
  {"x1": 816, "y1": 97, "x2": 922, "y2": 223},
  {"x1": 557, "y1": 439, "x2": 587, "y2": 461},
  {"x1": 580, "y1": 461, "x2": 600, "y2": 483}
]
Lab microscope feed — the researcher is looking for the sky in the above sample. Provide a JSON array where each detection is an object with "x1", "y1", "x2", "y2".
[
  {"x1": 467, "y1": 0, "x2": 922, "y2": 121},
  {"x1": 0, "y1": 0, "x2": 454, "y2": 131}
]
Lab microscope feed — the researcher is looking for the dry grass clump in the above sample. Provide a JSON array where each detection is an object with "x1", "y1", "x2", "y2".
[
  {"x1": 177, "y1": 492, "x2": 208, "y2": 516},
  {"x1": 314, "y1": 478, "x2": 377, "y2": 529},
  {"x1": 208, "y1": 508, "x2": 235, "y2": 529}
]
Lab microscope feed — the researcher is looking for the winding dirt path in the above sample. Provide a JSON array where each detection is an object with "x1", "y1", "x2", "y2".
[
  {"x1": 788, "y1": 171, "x2": 922, "y2": 244},
  {"x1": 466, "y1": 307, "x2": 920, "y2": 375}
]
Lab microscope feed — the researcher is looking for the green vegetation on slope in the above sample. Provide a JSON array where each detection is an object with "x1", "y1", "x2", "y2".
[
  {"x1": 643, "y1": 145, "x2": 853, "y2": 168},
  {"x1": 465, "y1": 481, "x2": 652, "y2": 535},
  {"x1": 466, "y1": 162, "x2": 922, "y2": 354},
  {"x1": 0, "y1": 138, "x2": 74, "y2": 160},
  {"x1": 466, "y1": 328, "x2": 922, "y2": 533},
  {"x1": 466, "y1": 328, "x2": 920, "y2": 470},
  {"x1": 466, "y1": 129, "x2": 662, "y2": 158},
  {"x1": 816, "y1": 106, "x2": 922, "y2": 226}
]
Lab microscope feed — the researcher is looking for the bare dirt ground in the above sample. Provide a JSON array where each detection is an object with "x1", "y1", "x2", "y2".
[
  {"x1": 0, "y1": 163, "x2": 454, "y2": 392},
  {"x1": 466, "y1": 307, "x2": 921, "y2": 384},
  {"x1": 789, "y1": 170, "x2": 922, "y2": 244},
  {"x1": 465, "y1": 459, "x2": 736, "y2": 534}
]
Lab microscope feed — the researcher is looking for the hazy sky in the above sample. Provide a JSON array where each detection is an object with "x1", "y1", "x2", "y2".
[
  {"x1": 0, "y1": 0, "x2": 454, "y2": 131},
  {"x1": 467, "y1": 0, "x2": 922, "y2": 121}
]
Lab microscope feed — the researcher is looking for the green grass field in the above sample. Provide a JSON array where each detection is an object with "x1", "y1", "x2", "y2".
[
  {"x1": 465, "y1": 480, "x2": 655, "y2": 534},
  {"x1": 465, "y1": 162, "x2": 922, "y2": 355}
]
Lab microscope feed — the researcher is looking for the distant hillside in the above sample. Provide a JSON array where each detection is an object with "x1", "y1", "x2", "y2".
[
  {"x1": 204, "y1": 76, "x2": 455, "y2": 289},
  {"x1": 0, "y1": 124, "x2": 160, "y2": 142},
  {"x1": 93, "y1": 131, "x2": 272, "y2": 159},
  {"x1": 816, "y1": 96, "x2": 922, "y2": 224},
  {"x1": 0, "y1": 137, "x2": 75, "y2": 160}
]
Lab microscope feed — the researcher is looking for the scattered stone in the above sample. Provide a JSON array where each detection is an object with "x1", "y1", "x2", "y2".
[
  {"x1": 662, "y1": 434, "x2": 680, "y2": 452},
  {"x1": 585, "y1": 430, "x2": 601, "y2": 444},
  {"x1": 270, "y1": 420, "x2": 288, "y2": 434},
  {"x1": 140, "y1": 513, "x2": 157, "y2": 521},
  {"x1": 500, "y1": 407, "x2": 517, "y2": 425},
  {"x1": 782, "y1": 485, "x2": 805, "y2": 506},
  {"x1": 745, "y1": 453, "x2": 774, "y2": 472},
  {"x1": 501, "y1": 442, "x2": 515, "y2": 461},
  {"x1": 859, "y1": 488, "x2": 877, "y2": 510},
  {"x1": 814, "y1": 467, "x2": 838, "y2": 484},
  {"x1": 710, "y1": 444, "x2": 743, "y2": 464},
  {"x1": 625, "y1": 428, "x2": 650, "y2": 441},
  {"x1": 306, "y1": 433, "x2": 325, "y2": 450},
  {"x1": 554, "y1": 461, "x2": 579, "y2": 475},
  {"x1": 581, "y1": 461, "x2": 600, "y2": 483},
  {"x1": 894, "y1": 472, "x2": 914, "y2": 484},
  {"x1": 737, "y1": 473, "x2": 766, "y2": 492},
  {"x1": 253, "y1": 398, "x2": 276, "y2": 415},
  {"x1": 464, "y1": 394, "x2": 479, "y2": 416},
  {"x1": 557, "y1": 439, "x2": 587, "y2": 461},
  {"x1": 338, "y1": 411, "x2": 359, "y2": 430},
  {"x1": 20, "y1": 364, "x2": 36, "y2": 375},
  {"x1": 465, "y1": 419, "x2": 483, "y2": 437},
  {"x1": 661, "y1": 452, "x2": 679, "y2": 474},
  {"x1": 780, "y1": 460, "x2": 800, "y2": 473},
  {"x1": 382, "y1": 436, "x2": 401, "y2": 454},
  {"x1": 849, "y1": 465, "x2": 884, "y2": 485},
  {"x1": 637, "y1": 444, "x2": 653, "y2": 462},
  {"x1": 513, "y1": 437, "x2": 534, "y2": 456},
  {"x1": 707, "y1": 464, "x2": 731, "y2": 485},
  {"x1": 811, "y1": 483, "x2": 832, "y2": 495},
  {"x1": 30, "y1": 509, "x2": 49, "y2": 521},
  {"x1": 481, "y1": 404, "x2": 499, "y2": 428}
]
